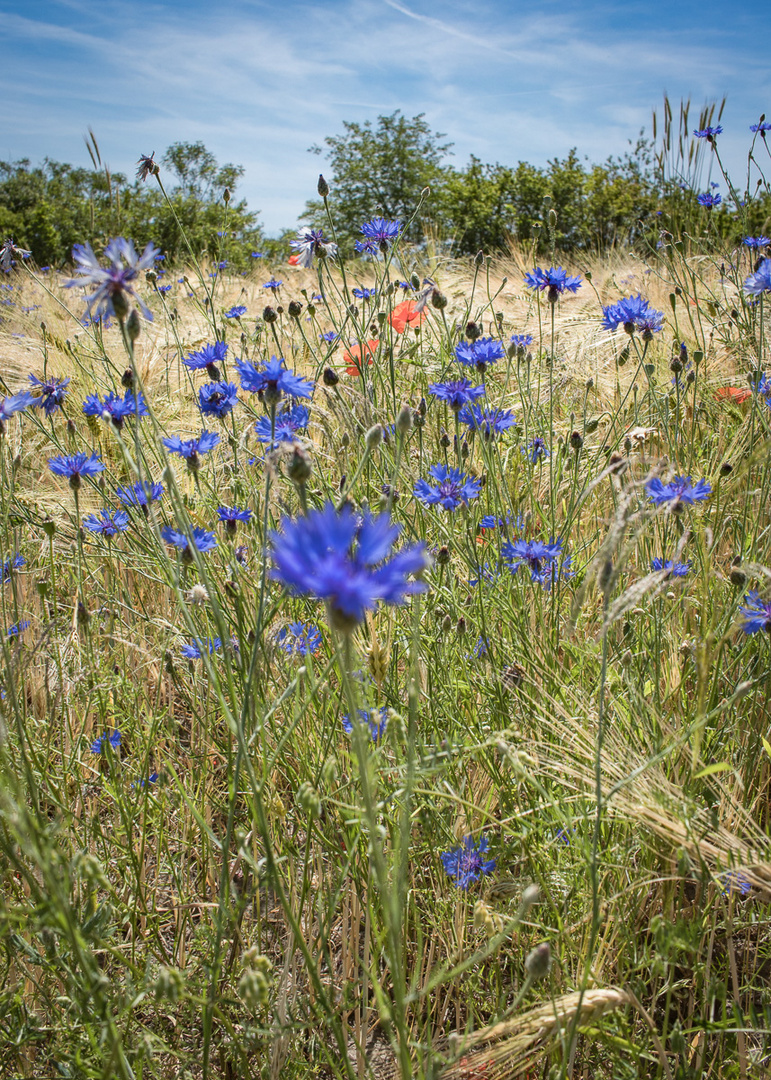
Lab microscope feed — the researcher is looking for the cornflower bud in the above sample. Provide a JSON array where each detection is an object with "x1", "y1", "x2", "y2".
[
  {"x1": 524, "y1": 942, "x2": 551, "y2": 980},
  {"x1": 322, "y1": 366, "x2": 339, "y2": 387},
  {"x1": 288, "y1": 300, "x2": 302, "y2": 318},
  {"x1": 317, "y1": 174, "x2": 330, "y2": 197},
  {"x1": 263, "y1": 306, "x2": 278, "y2": 324}
]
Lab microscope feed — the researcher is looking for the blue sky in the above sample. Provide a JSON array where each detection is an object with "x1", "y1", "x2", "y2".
[{"x1": 1, "y1": 0, "x2": 768, "y2": 235}]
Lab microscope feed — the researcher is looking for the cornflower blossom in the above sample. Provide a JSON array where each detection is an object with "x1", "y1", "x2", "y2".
[
  {"x1": 601, "y1": 295, "x2": 664, "y2": 336},
  {"x1": 66, "y1": 238, "x2": 159, "y2": 321},
  {"x1": 115, "y1": 481, "x2": 164, "y2": 509},
  {"x1": 0, "y1": 238, "x2": 31, "y2": 272},
  {"x1": 342, "y1": 707, "x2": 389, "y2": 742},
  {"x1": 217, "y1": 506, "x2": 252, "y2": 534},
  {"x1": 693, "y1": 125, "x2": 723, "y2": 139},
  {"x1": 82, "y1": 510, "x2": 130, "y2": 537},
  {"x1": 751, "y1": 122, "x2": 771, "y2": 135},
  {"x1": 744, "y1": 258, "x2": 771, "y2": 297},
  {"x1": 7, "y1": 620, "x2": 29, "y2": 639},
  {"x1": 697, "y1": 192, "x2": 721, "y2": 208},
  {"x1": 738, "y1": 592, "x2": 771, "y2": 634},
  {"x1": 160, "y1": 525, "x2": 217, "y2": 561},
  {"x1": 48, "y1": 452, "x2": 105, "y2": 490},
  {"x1": 181, "y1": 637, "x2": 222, "y2": 659},
  {"x1": 479, "y1": 514, "x2": 523, "y2": 532},
  {"x1": 82, "y1": 390, "x2": 148, "y2": 427},
  {"x1": 458, "y1": 404, "x2": 517, "y2": 439},
  {"x1": 510, "y1": 333, "x2": 533, "y2": 351},
  {"x1": 91, "y1": 730, "x2": 121, "y2": 754},
  {"x1": 454, "y1": 337, "x2": 505, "y2": 370},
  {"x1": 262, "y1": 279, "x2": 282, "y2": 291},
  {"x1": 352, "y1": 287, "x2": 377, "y2": 301},
  {"x1": 276, "y1": 621, "x2": 322, "y2": 656},
  {"x1": 136, "y1": 152, "x2": 158, "y2": 181},
  {"x1": 29, "y1": 374, "x2": 70, "y2": 415},
  {"x1": 184, "y1": 341, "x2": 228, "y2": 380},
  {"x1": 651, "y1": 558, "x2": 692, "y2": 577},
  {"x1": 2, "y1": 554, "x2": 25, "y2": 583},
  {"x1": 502, "y1": 538, "x2": 564, "y2": 586},
  {"x1": 0, "y1": 391, "x2": 35, "y2": 425},
  {"x1": 471, "y1": 636, "x2": 489, "y2": 658},
  {"x1": 237, "y1": 356, "x2": 314, "y2": 403},
  {"x1": 429, "y1": 379, "x2": 486, "y2": 412},
  {"x1": 225, "y1": 305, "x2": 246, "y2": 319},
  {"x1": 289, "y1": 227, "x2": 337, "y2": 268},
  {"x1": 720, "y1": 871, "x2": 752, "y2": 896},
  {"x1": 645, "y1": 475, "x2": 712, "y2": 507},
  {"x1": 162, "y1": 431, "x2": 220, "y2": 469},
  {"x1": 254, "y1": 404, "x2": 309, "y2": 445},
  {"x1": 269, "y1": 502, "x2": 429, "y2": 632},
  {"x1": 199, "y1": 382, "x2": 238, "y2": 419},
  {"x1": 523, "y1": 437, "x2": 549, "y2": 464},
  {"x1": 524, "y1": 266, "x2": 582, "y2": 300},
  {"x1": 414, "y1": 464, "x2": 482, "y2": 511},
  {"x1": 441, "y1": 835, "x2": 496, "y2": 889},
  {"x1": 356, "y1": 217, "x2": 401, "y2": 254},
  {"x1": 319, "y1": 331, "x2": 338, "y2": 344},
  {"x1": 743, "y1": 237, "x2": 771, "y2": 250}
]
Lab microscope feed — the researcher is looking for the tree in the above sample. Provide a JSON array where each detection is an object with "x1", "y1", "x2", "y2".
[
  {"x1": 303, "y1": 111, "x2": 453, "y2": 247},
  {"x1": 161, "y1": 142, "x2": 244, "y2": 202}
]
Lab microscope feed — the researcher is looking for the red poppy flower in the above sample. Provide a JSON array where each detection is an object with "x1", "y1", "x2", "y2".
[
  {"x1": 343, "y1": 339, "x2": 379, "y2": 376},
  {"x1": 389, "y1": 299, "x2": 427, "y2": 334},
  {"x1": 715, "y1": 387, "x2": 751, "y2": 404},
  {"x1": 288, "y1": 254, "x2": 300, "y2": 266}
]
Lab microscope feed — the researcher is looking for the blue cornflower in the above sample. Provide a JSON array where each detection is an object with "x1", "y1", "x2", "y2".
[
  {"x1": 29, "y1": 374, "x2": 70, "y2": 415},
  {"x1": 66, "y1": 238, "x2": 159, "y2": 321},
  {"x1": 319, "y1": 331, "x2": 338, "y2": 344},
  {"x1": 251, "y1": 251, "x2": 264, "y2": 258},
  {"x1": 82, "y1": 390, "x2": 148, "y2": 427},
  {"x1": 162, "y1": 431, "x2": 220, "y2": 469},
  {"x1": 601, "y1": 295, "x2": 664, "y2": 336},
  {"x1": 414, "y1": 464, "x2": 482, "y2": 511},
  {"x1": 646, "y1": 475, "x2": 712, "y2": 507},
  {"x1": 523, "y1": 437, "x2": 549, "y2": 464},
  {"x1": 184, "y1": 341, "x2": 228, "y2": 379},
  {"x1": 502, "y1": 538, "x2": 564, "y2": 585},
  {"x1": 82, "y1": 510, "x2": 130, "y2": 537},
  {"x1": 697, "y1": 192, "x2": 721, "y2": 208},
  {"x1": 458, "y1": 404, "x2": 517, "y2": 438},
  {"x1": 468, "y1": 562, "x2": 498, "y2": 587},
  {"x1": 0, "y1": 391, "x2": 35, "y2": 424},
  {"x1": 429, "y1": 379, "x2": 486, "y2": 412},
  {"x1": 744, "y1": 258, "x2": 771, "y2": 297},
  {"x1": 270, "y1": 502, "x2": 429, "y2": 632},
  {"x1": 342, "y1": 707, "x2": 388, "y2": 742},
  {"x1": 133, "y1": 772, "x2": 159, "y2": 789},
  {"x1": 441, "y1": 835, "x2": 496, "y2": 890},
  {"x1": 743, "y1": 237, "x2": 771, "y2": 249},
  {"x1": 454, "y1": 337, "x2": 505, "y2": 370},
  {"x1": 651, "y1": 558, "x2": 692, "y2": 577},
  {"x1": 2, "y1": 554, "x2": 24, "y2": 583},
  {"x1": 472, "y1": 636, "x2": 489, "y2": 658},
  {"x1": 262, "y1": 279, "x2": 283, "y2": 291},
  {"x1": 694, "y1": 125, "x2": 723, "y2": 138},
  {"x1": 158, "y1": 284, "x2": 172, "y2": 294},
  {"x1": 720, "y1": 870, "x2": 751, "y2": 896},
  {"x1": 290, "y1": 228, "x2": 337, "y2": 268},
  {"x1": 352, "y1": 287, "x2": 377, "y2": 301},
  {"x1": 225, "y1": 305, "x2": 247, "y2": 318},
  {"x1": 510, "y1": 333, "x2": 533, "y2": 350},
  {"x1": 254, "y1": 403, "x2": 310, "y2": 445},
  {"x1": 0, "y1": 238, "x2": 31, "y2": 272},
  {"x1": 479, "y1": 513, "x2": 524, "y2": 532},
  {"x1": 91, "y1": 729, "x2": 121, "y2": 754},
  {"x1": 751, "y1": 122, "x2": 771, "y2": 134},
  {"x1": 7, "y1": 620, "x2": 29, "y2": 639},
  {"x1": 276, "y1": 621, "x2": 322, "y2": 656},
  {"x1": 217, "y1": 506, "x2": 252, "y2": 534},
  {"x1": 181, "y1": 637, "x2": 222, "y2": 659},
  {"x1": 115, "y1": 481, "x2": 164, "y2": 509},
  {"x1": 48, "y1": 452, "x2": 105, "y2": 490},
  {"x1": 356, "y1": 218, "x2": 401, "y2": 254},
  {"x1": 161, "y1": 525, "x2": 217, "y2": 561},
  {"x1": 524, "y1": 266, "x2": 582, "y2": 300},
  {"x1": 739, "y1": 592, "x2": 771, "y2": 634},
  {"x1": 199, "y1": 381, "x2": 238, "y2": 419},
  {"x1": 237, "y1": 355, "x2": 314, "y2": 403}
]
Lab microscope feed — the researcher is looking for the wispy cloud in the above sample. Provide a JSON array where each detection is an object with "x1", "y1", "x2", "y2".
[{"x1": 2, "y1": 0, "x2": 767, "y2": 233}]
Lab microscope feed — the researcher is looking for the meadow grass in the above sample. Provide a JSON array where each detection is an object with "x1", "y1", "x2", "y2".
[{"x1": 0, "y1": 190, "x2": 771, "y2": 1080}]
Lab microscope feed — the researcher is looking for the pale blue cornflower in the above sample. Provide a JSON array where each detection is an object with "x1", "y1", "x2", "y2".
[{"x1": 67, "y1": 238, "x2": 159, "y2": 320}]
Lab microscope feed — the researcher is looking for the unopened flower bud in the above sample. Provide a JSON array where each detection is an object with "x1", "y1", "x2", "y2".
[
  {"x1": 287, "y1": 445, "x2": 312, "y2": 486},
  {"x1": 323, "y1": 367, "x2": 339, "y2": 387},
  {"x1": 288, "y1": 300, "x2": 302, "y2": 318},
  {"x1": 524, "y1": 942, "x2": 551, "y2": 981},
  {"x1": 365, "y1": 425, "x2": 383, "y2": 450},
  {"x1": 317, "y1": 174, "x2": 330, "y2": 198},
  {"x1": 431, "y1": 289, "x2": 448, "y2": 310},
  {"x1": 570, "y1": 430, "x2": 583, "y2": 450},
  {"x1": 263, "y1": 306, "x2": 278, "y2": 324},
  {"x1": 720, "y1": 461, "x2": 733, "y2": 476},
  {"x1": 396, "y1": 404, "x2": 413, "y2": 434},
  {"x1": 466, "y1": 321, "x2": 481, "y2": 342},
  {"x1": 436, "y1": 545, "x2": 450, "y2": 566},
  {"x1": 121, "y1": 368, "x2": 134, "y2": 390}
]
